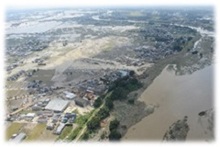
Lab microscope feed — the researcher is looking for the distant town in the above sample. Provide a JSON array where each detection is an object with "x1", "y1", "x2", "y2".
[{"x1": 5, "y1": 7, "x2": 214, "y2": 142}]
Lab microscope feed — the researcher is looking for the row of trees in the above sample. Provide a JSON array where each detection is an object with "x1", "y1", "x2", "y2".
[
  {"x1": 87, "y1": 106, "x2": 110, "y2": 131},
  {"x1": 86, "y1": 73, "x2": 142, "y2": 140},
  {"x1": 109, "y1": 119, "x2": 121, "y2": 140}
]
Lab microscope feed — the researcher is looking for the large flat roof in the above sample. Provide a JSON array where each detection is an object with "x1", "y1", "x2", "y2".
[{"x1": 45, "y1": 98, "x2": 69, "y2": 112}]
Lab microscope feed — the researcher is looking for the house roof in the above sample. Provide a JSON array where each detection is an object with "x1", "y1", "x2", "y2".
[
  {"x1": 56, "y1": 123, "x2": 66, "y2": 134},
  {"x1": 75, "y1": 98, "x2": 89, "y2": 107},
  {"x1": 64, "y1": 91, "x2": 76, "y2": 99}
]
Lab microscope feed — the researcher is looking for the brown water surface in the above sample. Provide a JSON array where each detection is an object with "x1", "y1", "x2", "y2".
[{"x1": 123, "y1": 65, "x2": 213, "y2": 141}]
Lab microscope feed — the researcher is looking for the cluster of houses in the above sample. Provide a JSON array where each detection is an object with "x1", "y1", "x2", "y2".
[
  {"x1": 7, "y1": 69, "x2": 38, "y2": 81},
  {"x1": 7, "y1": 69, "x2": 131, "y2": 140}
]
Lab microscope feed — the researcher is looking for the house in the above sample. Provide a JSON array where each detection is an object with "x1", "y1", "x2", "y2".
[
  {"x1": 42, "y1": 110, "x2": 54, "y2": 117},
  {"x1": 37, "y1": 116, "x2": 48, "y2": 123},
  {"x1": 32, "y1": 104, "x2": 42, "y2": 111},
  {"x1": 64, "y1": 91, "x2": 76, "y2": 99},
  {"x1": 25, "y1": 113, "x2": 35, "y2": 120},
  {"x1": 46, "y1": 121, "x2": 55, "y2": 130},
  {"x1": 74, "y1": 98, "x2": 89, "y2": 107},
  {"x1": 84, "y1": 89, "x2": 96, "y2": 100}
]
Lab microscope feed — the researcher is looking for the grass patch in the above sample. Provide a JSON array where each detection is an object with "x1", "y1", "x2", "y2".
[
  {"x1": 67, "y1": 111, "x2": 94, "y2": 141},
  {"x1": 58, "y1": 126, "x2": 72, "y2": 140},
  {"x1": 19, "y1": 109, "x2": 33, "y2": 114},
  {"x1": 72, "y1": 109, "x2": 79, "y2": 114},
  {"x1": 75, "y1": 112, "x2": 93, "y2": 126},
  {"x1": 66, "y1": 126, "x2": 82, "y2": 141},
  {"x1": 25, "y1": 124, "x2": 46, "y2": 141},
  {"x1": 6, "y1": 123, "x2": 24, "y2": 140}
]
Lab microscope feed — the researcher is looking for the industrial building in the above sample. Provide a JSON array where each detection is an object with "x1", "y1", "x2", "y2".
[{"x1": 45, "y1": 98, "x2": 69, "y2": 112}]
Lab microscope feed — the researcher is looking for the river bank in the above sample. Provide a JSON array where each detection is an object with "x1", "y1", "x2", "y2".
[{"x1": 123, "y1": 64, "x2": 214, "y2": 141}]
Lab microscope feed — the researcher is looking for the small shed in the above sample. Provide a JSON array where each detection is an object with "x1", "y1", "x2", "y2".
[{"x1": 75, "y1": 98, "x2": 89, "y2": 107}]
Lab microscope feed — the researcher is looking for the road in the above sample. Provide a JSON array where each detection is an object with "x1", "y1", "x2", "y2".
[
  {"x1": 9, "y1": 102, "x2": 35, "y2": 115},
  {"x1": 73, "y1": 92, "x2": 112, "y2": 142}
]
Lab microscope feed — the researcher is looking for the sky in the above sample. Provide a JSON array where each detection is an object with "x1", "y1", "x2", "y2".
[{"x1": 3, "y1": 0, "x2": 217, "y2": 10}]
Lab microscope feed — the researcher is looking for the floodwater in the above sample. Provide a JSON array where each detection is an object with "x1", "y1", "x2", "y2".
[
  {"x1": 6, "y1": 21, "x2": 61, "y2": 34},
  {"x1": 123, "y1": 65, "x2": 214, "y2": 141}
]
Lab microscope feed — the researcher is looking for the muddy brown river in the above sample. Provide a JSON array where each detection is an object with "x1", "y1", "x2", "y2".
[{"x1": 123, "y1": 65, "x2": 214, "y2": 141}]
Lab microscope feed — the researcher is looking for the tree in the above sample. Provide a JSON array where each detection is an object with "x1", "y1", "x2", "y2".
[
  {"x1": 105, "y1": 98, "x2": 114, "y2": 110},
  {"x1": 129, "y1": 78, "x2": 138, "y2": 85},
  {"x1": 87, "y1": 116, "x2": 100, "y2": 130},
  {"x1": 109, "y1": 130, "x2": 122, "y2": 141},
  {"x1": 172, "y1": 45, "x2": 182, "y2": 52},
  {"x1": 97, "y1": 107, "x2": 110, "y2": 120},
  {"x1": 93, "y1": 97, "x2": 102, "y2": 108},
  {"x1": 109, "y1": 119, "x2": 120, "y2": 131},
  {"x1": 81, "y1": 131, "x2": 89, "y2": 140},
  {"x1": 187, "y1": 36, "x2": 193, "y2": 41},
  {"x1": 128, "y1": 99, "x2": 135, "y2": 105},
  {"x1": 111, "y1": 87, "x2": 128, "y2": 100},
  {"x1": 129, "y1": 70, "x2": 135, "y2": 76}
]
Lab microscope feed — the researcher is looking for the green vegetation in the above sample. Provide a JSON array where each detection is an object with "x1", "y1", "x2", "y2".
[
  {"x1": 67, "y1": 126, "x2": 82, "y2": 140},
  {"x1": 105, "y1": 97, "x2": 114, "y2": 110},
  {"x1": 76, "y1": 76, "x2": 143, "y2": 140},
  {"x1": 109, "y1": 119, "x2": 120, "y2": 131},
  {"x1": 19, "y1": 109, "x2": 33, "y2": 114},
  {"x1": 128, "y1": 98, "x2": 135, "y2": 104},
  {"x1": 97, "y1": 107, "x2": 110, "y2": 120},
  {"x1": 109, "y1": 130, "x2": 122, "y2": 141},
  {"x1": 25, "y1": 124, "x2": 46, "y2": 141},
  {"x1": 66, "y1": 111, "x2": 94, "y2": 140},
  {"x1": 87, "y1": 116, "x2": 100, "y2": 130},
  {"x1": 72, "y1": 109, "x2": 79, "y2": 114},
  {"x1": 78, "y1": 93, "x2": 112, "y2": 140},
  {"x1": 81, "y1": 131, "x2": 90, "y2": 140},
  {"x1": 86, "y1": 106, "x2": 110, "y2": 131},
  {"x1": 94, "y1": 97, "x2": 103, "y2": 108},
  {"x1": 58, "y1": 126, "x2": 72, "y2": 140},
  {"x1": 107, "y1": 76, "x2": 142, "y2": 106},
  {"x1": 75, "y1": 113, "x2": 91, "y2": 126},
  {"x1": 108, "y1": 119, "x2": 121, "y2": 141},
  {"x1": 6, "y1": 123, "x2": 24, "y2": 140}
]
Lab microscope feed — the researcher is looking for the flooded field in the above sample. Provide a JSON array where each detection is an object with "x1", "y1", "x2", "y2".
[{"x1": 123, "y1": 65, "x2": 214, "y2": 141}]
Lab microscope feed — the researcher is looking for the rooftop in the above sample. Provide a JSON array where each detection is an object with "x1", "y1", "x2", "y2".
[
  {"x1": 10, "y1": 133, "x2": 26, "y2": 142},
  {"x1": 64, "y1": 91, "x2": 76, "y2": 99},
  {"x1": 45, "y1": 98, "x2": 69, "y2": 112}
]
